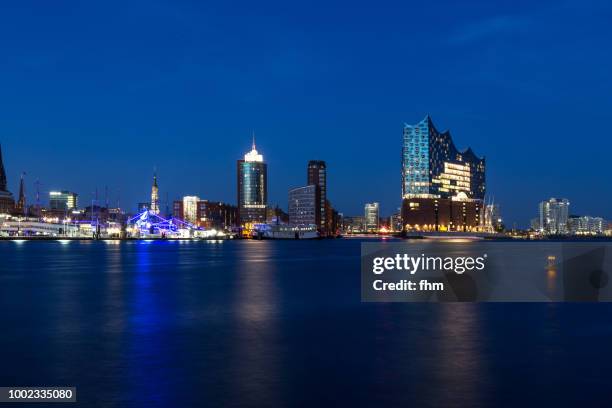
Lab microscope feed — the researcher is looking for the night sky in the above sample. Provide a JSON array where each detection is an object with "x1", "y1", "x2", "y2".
[{"x1": 1, "y1": 0, "x2": 611, "y2": 226}]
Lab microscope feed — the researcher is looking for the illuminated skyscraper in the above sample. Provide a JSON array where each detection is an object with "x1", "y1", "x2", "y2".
[
  {"x1": 0, "y1": 144, "x2": 15, "y2": 214},
  {"x1": 237, "y1": 138, "x2": 267, "y2": 225},
  {"x1": 150, "y1": 172, "x2": 159, "y2": 215}
]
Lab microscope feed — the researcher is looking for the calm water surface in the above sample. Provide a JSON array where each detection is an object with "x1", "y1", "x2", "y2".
[{"x1": 1, "y1": 239, "x2": 611, "y2": 407}]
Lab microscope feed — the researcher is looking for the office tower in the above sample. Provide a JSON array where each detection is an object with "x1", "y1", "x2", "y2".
[
  {"x1": 49, "y1": 191, "x2": 79, "y2": 211},
  {"x1": 0, "y1": 144, "x2": 15, "y2": 214},
  {"x1": 15, "y1": 172, "x2": 26, "y2": 215},
  {"x1": 567, "y1": 215, "x2": 604, "y2": 235},
  {"x1": 364, "y1": 202, "x2": 380, "y2": 232},
  {"x1": 538, "y1": 198, "x2": 570, "y2": 234},
  {"x1": 288, "y1": 185, "x2": 320, "y2": 227},
  {"x1": 182, "y1": 196, "x2": 200, "y2": 224},
  {"x1": 150, "y1": 172, "x2": 159, "y2": 214},
  {"x1": 401, "y1": 116, "x2": 485, "y2": 232},
  {"x1": 237, "y1": 139, "x2": 267, "y2": 225},
  {"x1": 307, "y1": 160, "x2": 327, "y2": 234}
]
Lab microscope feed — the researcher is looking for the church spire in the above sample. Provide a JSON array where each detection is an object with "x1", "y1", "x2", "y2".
[
  {"x1": 16, "y1": 172, "x2": 26, "y2": 215},
  {"x1": 150, "y1": 168, "x2": 159, "y2": 214}
]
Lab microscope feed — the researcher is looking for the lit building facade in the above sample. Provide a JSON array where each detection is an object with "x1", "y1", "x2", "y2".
[
  {"x1": 0, "y1": 144, "x2": 15, "y2": 214},
  {"x1": 364, "y1": 202, "x2": 379, "y2": 232},
  {"x1": 182, "y1": 196, "x2": 200, "y2": 224},
  {"x1": 402, "y1": 116, "x2": 485, "y2": 200},
  {"x1": 568, "y1": 215, "x2": 604, "y2": 235},
  {"x1": 196, "y1": 201, "x2": 237, "y2": 230},
  {"x1": 237, "y1": 140, "x2": 267, "y2": 225},
  {"x1": 538, "y1": 198, "x2": 570, "y2": 234},
  {"x1": 401, "y1": 116, "x2": 485, "y2": 232},
  {"x1": 288, "y1": 185, "x2": 320, "y2": 227},
  {"x1": 307, "y1": 160, "x2": 327, "y2": 234},
  {"x1": 401, "y1": 196, "x2": 482, "y2": 232},
  {"x1": 49, "y1": 191, "x2": 78, "y2": 211}
]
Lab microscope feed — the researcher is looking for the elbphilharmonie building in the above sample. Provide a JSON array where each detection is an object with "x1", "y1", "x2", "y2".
[{"x1": 401, "y1": 116, "x2": 486, "y2": 232}]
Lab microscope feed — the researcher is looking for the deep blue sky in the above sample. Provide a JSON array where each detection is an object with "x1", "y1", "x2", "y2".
[{"x1": 1, "y1": 0, "x2": 611, "y2": 226}]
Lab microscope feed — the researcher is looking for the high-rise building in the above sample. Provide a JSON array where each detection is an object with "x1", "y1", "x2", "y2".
[
  {"x1": 307, "y1": 160, "x2": 327, "y2": 234},
  {"x1": 364, "y1": 202, "x2": 380, "y2": 232},
  {"x1": 150, "y1": 172, "x2": 159, "y2": 215},
  {"x1": 538, "y1": 198, "x2": 570, "y2": 234},
  {"x1": 182, "y1": 196, "x2": 200, "y2": 224},
  {"x1": 401, "y1": 116, "x2": 485, "y2": 232},
  {"x1": 49, "y1": 191, "x2": 78, "y2": 211},
  {"x1": 568, "y1": 215, "x2": 604, "y2": 235},
  {"x1": 237, "y1": 139, "x2": 267, "y2": 225},
  {"x1": 288, "y1": 185, "x2": 320, "y2": 227},
  {"x1": 16, "y1": 172, "x2": 26, "y2": 215},
  {"x1": 0, "y1": 144, "x2": 15, "y2": 214},
  {"x1": 402, "y1": 116, "x2": 485, "y2": 200}
]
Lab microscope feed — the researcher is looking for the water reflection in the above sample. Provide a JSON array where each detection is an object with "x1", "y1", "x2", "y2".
[
  {"x1": 432, "y1": 304, "x2": 487, "y2": 406},
  {"x1": 231, "y1": 241, "x2": 282, "y2": 406}
]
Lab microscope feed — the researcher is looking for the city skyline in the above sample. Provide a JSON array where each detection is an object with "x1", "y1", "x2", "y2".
[{"x1": 2, "y1": 0, "x2": 612, "y2": 225}]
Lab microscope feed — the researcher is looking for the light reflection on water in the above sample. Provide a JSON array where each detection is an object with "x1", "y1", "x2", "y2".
[{"x1": 0, "y1": 239, "x2": 611, "y2": 406}]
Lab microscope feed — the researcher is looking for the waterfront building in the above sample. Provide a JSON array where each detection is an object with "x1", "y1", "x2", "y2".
[
  {"x1": 0, "y1": 217, "x2": 80, "y2": 237},
  {"x1": 402, "y1": 116, "x2": 485, "y2": 200},
  {"x1": 237, "y1": 139, "x2": 267, "y2": 225},
  {"x1": 288, "y1": 185, "x2": 320, "y2": 227},
  {"x1": 401, "y1": 195, "x2": 481, "y2": 232},
  {"x1": 182, "y1": 196, "x2": 200, "y2": 224},
  {"x1": 568, "y1": 215, "x2": 605, "y2": 235},
  {"x1": 15, "y1": 173, "x2": 26, "y2": 215},
  {"x1": 538, "y1": 198, "x2": 570, "y2": 234},
  {"x1": 0, "y1": 144, "x2": 15, "y2": 214},
  {"x1": 150, "y1": 172, "x2": 159, "y2": 215},
  {"x1": 307, "y1": 160, "x2": 327, "y2": 234},
  {"x1": 342, "y1": 216, "x2": 365, "y2": 233},
  {"x1": 364, "y1": 202, "x2": 379, "y2": 232},
  {"x1": 49, "y1": 190, "x2": 78, "y2": 211},
  {"x1": 196, "y1": 200, "x2": 237, "y2": 230},
  {"x1": 401, "y1": 116, "x2": 485, "y2": 232}
]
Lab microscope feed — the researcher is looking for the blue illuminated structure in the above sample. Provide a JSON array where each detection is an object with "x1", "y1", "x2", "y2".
[{"x1": 127, "y1": 209, "x2": 199, "y2": 237}]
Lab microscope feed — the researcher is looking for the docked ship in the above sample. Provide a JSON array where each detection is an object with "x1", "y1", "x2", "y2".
[{"x1": 252, "y1": 223, "x2": 319, "y2": 239}]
